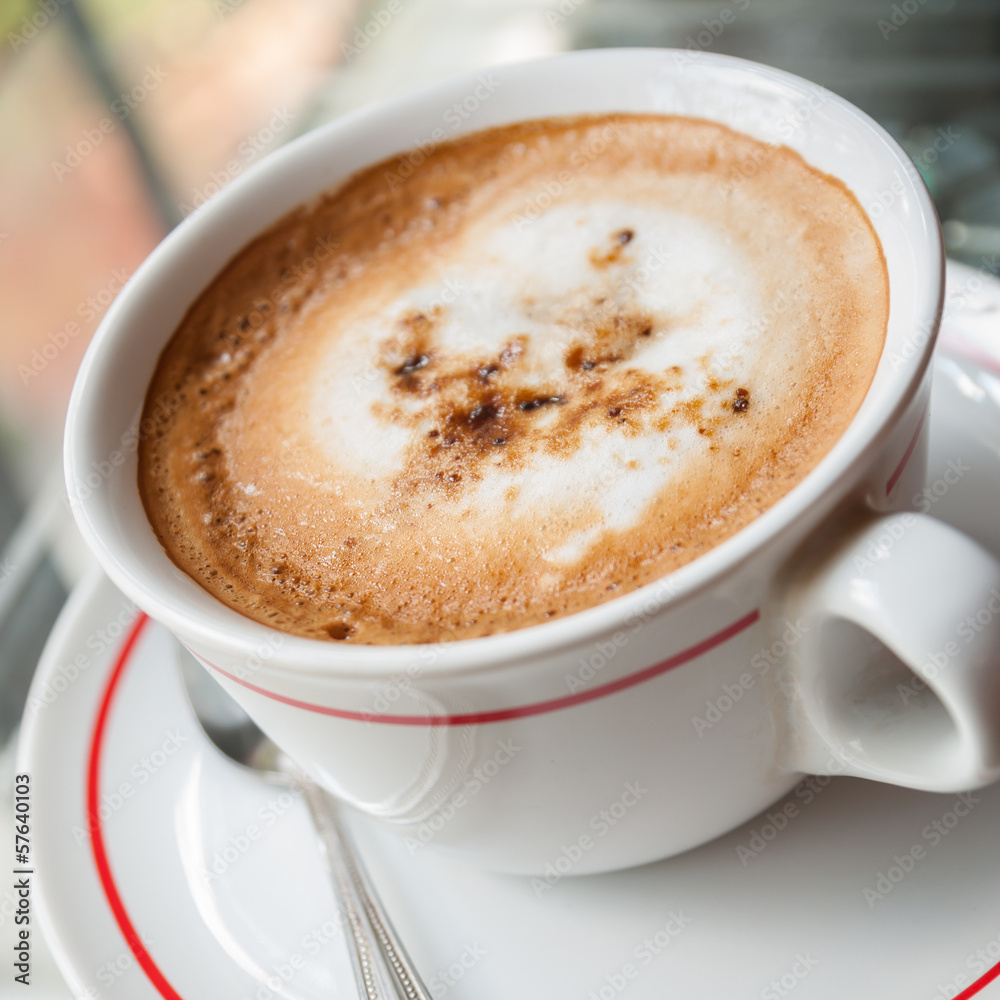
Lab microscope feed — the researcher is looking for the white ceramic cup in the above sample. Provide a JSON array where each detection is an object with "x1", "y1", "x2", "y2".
[{"x1": 65, "y1": 49, "x2": 1000, "y2": 875}]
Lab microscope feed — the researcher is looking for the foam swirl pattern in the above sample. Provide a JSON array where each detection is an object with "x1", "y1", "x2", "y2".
[{"x1": 139, "y1": 115, "x2": 888, "y2": 644}]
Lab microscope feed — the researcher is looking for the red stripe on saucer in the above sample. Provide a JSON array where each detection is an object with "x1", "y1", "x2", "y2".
[
  {"x1": 87, "y1": 613, "x2": 183, "y2": 1000},
  {"x1": 955, "y1": 961, "x2": 1000, "y2": 1000},
  {"x1": 88, "y1": 604, "x2": 1000, "y2": 998}
]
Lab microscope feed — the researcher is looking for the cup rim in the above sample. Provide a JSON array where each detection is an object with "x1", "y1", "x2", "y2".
[{"x1": 64, "y1": 47, "x2": 944, "y2": 680}]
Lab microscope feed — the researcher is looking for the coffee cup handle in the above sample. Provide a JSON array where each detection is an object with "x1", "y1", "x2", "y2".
[{"x1": 784, "y1": 513, "x2": 1000, "y2": 792}]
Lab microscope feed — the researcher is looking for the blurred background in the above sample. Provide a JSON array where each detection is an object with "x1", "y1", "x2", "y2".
[
  {"x1": 0, "y1": 0, "x2": 999, "y2": 991},
  {"x1": 3, "y1": 0, "x2": 1000, "y2": 485}
]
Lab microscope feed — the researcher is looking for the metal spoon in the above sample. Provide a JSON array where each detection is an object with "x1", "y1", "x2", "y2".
[{"x1": 176, "y1": 643, "x2": 431, "y2": 1000}]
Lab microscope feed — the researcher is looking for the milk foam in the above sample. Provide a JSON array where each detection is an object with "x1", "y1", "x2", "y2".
[
  {"x1": 139, "y1": 114, "x2": 888, "y2": 643},
  {"x1": 277, "y1": 201, "x2": 765, "y2": 564}
]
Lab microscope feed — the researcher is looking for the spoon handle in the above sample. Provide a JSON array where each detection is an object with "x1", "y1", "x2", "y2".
[
  {"x1": 301, "y1": 779, "x2": 433, "y2": 1000},
  {"x1": 333, "y1": 808, "x2": 434, "y2": 1000},
  {"x1": 300, "y1": 779, "x2": 397, "y2": 999}
]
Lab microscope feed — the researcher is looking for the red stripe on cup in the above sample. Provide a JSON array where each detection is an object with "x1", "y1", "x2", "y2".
[
  {"x1": 203, "y1": 609, "x2": 762, "y2": 725},
  {"x1": 885, "y1": 410, "x2": 927, "y2": 496},
  {"x1": 87, "y1": 609, "x2": 1000, "y2": 997},
  {"x1": 87, "y1": 613, "x2": 183, "y2": 1000}
]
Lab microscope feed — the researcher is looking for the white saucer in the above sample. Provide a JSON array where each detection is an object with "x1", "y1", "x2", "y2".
[{"x1": 20, "y1": 262, "x2": 1000, "y2": 1000}]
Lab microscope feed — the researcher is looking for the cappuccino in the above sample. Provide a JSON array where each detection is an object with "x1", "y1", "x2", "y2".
[{"x1": 139, "y1": 114, "x2": 887, "y2": 644}]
